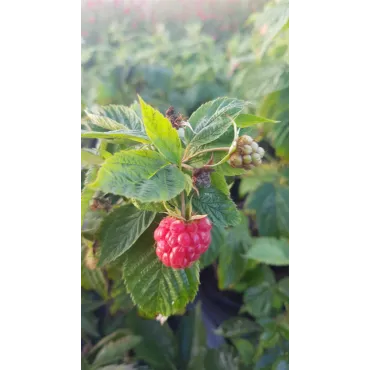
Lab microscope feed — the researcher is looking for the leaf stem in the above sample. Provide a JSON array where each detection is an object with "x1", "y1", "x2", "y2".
[
  {"x1": 181, "y1": 163, "x2": 194, "y2": 171},
  {"x1": 97, "y1": 140, "x2": 108, "y2": 155},
  {"x1": 181, "y1": 192, "x2": 186, "y2": 219},
  {"x1": 182, "y1": 147, "x2": 229, "y2": 163}
]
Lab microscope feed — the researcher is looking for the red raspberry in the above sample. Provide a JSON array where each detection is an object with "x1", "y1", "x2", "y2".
[{"x1": 154, "y1": 216, "x2": 213, "y2": 269}]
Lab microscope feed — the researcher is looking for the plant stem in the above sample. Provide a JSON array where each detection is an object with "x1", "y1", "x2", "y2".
[
  {"x1": 181, "y1": 163, "x2": 194, "y2": 171},
  {"x1": 183, "y1": 147, "x2": 229, "y2": 162},
  {"x1": 181, "y1": 192, "x2": 186, "y2": 219},
  {"x1": 98, "y1": 140, "x2": 108, "y2": 155}
]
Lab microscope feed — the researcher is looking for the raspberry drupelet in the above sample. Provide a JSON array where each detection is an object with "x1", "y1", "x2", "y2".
[{"x1": 154, "y1": 216, "x2": 213, "y2": 269}]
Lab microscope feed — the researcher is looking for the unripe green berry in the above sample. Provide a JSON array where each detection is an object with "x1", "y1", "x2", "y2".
[
  {"x1": 252, "y1": 153, "x2": 261, "y2": 165},
  {"x1": 238, "y1": 135, "x2": 253, "y2": 146},
  {"x1": 251, "y1": 142, "x2": 259, "y2": 152},
  {"x1": 252, "y1": 153, "x2": 261, "y2": 161},
  {"x1": 228, "y1": 153, "x2": 243, "y2": 168},
  {"x1": 257, "y1": 147, "x2": 265, "y2": 158},
  {"x1": 243, "y1": 155, "x2": 252, "y2": 164},
  {"x1": 242, "y1": 144, "x2": 253, "y2": 155}
]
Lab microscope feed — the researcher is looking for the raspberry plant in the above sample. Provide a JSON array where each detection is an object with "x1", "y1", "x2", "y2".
[{"x1": 81, "y1": 96, "x2": 277, "y2": 317}]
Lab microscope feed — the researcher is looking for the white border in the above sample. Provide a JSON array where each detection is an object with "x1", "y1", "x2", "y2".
[
  {"x1": 1, "y1": 0, "x2": 81, "y2": 368},
  {"x1": 290, "y1": 0, "x2": 370, "y2": 368},
  {"x1": 1, "y1": 0, "x2": 370, "y2": 368}
]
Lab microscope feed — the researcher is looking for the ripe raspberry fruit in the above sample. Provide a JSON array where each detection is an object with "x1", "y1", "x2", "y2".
[{"x1": 154, "y1": 216, "x2": 213, "y2": 269}]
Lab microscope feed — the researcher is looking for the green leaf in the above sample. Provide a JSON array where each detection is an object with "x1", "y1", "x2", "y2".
[
  {"x1": 86, "y1": 112, "x2": 125, "y2": 131},
  {"x1": 232, "y1": 338, "x2": 255, "y2": 365},
  {"x1": 176, "y1": 314, "x2": 197, "y2": 370},
  {"x1": 95, "y1": 365, "x2": 131, "y2": 370},
  {"x1": 253, "y1": 0, "x2": 289, "y2": 56},
  {"x1": 210, "y1": 171, "x2": 229, "y2": 195},
  {"x1": 241, "y1": 283, "x2": 274, "y2": 317},
  {"x1": 183, "y1": 174, "x2": 194, "y2": 195},
  {"x1": 192, "y1": 187, "x2": 240, "y2": 228},
  {"x1": 218, "y1": 162, "x2": 247, "y2": 176},
  {"x1": 255, "y1": 345, "x2": 286, "y2": 370},
  {"x1": 121, "y1": 225, "x2": 200, "y2": 317},
  {"x1": 186, "y1": 120, "x2": 233, "y2": 156},
  {"x1": 81, "y1": 167, "x2": 98, "y2": 227},
  {"x1": 215, "y1": 317, "x2": 261, "y2": 338},
  {"x1": 92, "y1": 150, "x2": 186, "y2": 203},
  {"x1": 247, "y1": 183, "x2": 289, "y2": 237},
  {"x1": 109, "y1": 279, "x2": 134, "y2": 315},
  {"x1": 82, "y1": 313, "x2": 99, "y2": 338},
  {"x1": 184, "y1": 98, "x2": 245, "y2": 155},
  {"x1": 217, "y1": 214, "x2": 252, "y2": 289},
  {"x1": 258, "y1": 88, "x2": 288, "y2": 120},
  {"x1": 272, "y1": 120, "x2": 289, "y2": 160},
  {"x1": 82, "y1": 149, "x2": 104, "y2": 166},
  {"x1": 200, "y1": 224, "x2": 226, "y2": 268},
  {"x1": 81, "y1": 298, "x2": 105, "y2": 314},
  {"x1": 127, "y1": 313, "x2": 177, "y2": 370},
  {"x1": 277, "y1": 277, "x2": 289, "y2": 298},
  {"x1": 242, "y1": 264, "x2": 276, "y2": 287},
  {"x1": 259, "y1": 88, "x2": 289, "y2": 161},
  {"x1": 247, "y1": 238, "x2": 289, "y2": 266},
  {"x1": 204, "y1": 346, "x2": 239, "y2": 370},
  {"x1": 239, "y1": 164, "x2": 281, "y2": 197},
  {"x1": 92, "y1": 336, "x2": 141, "y2": 369},
  {"x1": 185, "y1": 97, "x2": 246, "y2": 144},
  {"x1": 93, "y1": 105, "x2": 144, "y2": 131},
  {"x1": 240, "y1": 275, "x2": 279, "y2": 319},
  {"x1": 139, "y1": 96, "x2": 183, "y2": 164},
  {"x1": 81, "y1": 129, "x2": 150, "y2": 144},
  {"x1": 235, "y1": 113, "x2": 278, "y2": 127},
  {"x1": 235, "y1": 62, "x2": 288, "y2": 100},
  {"x1": 81, "y1": 245, "x2": 108, "y2": 299},
  {"x1": 82, "y1": 209, "x2": 107, "y2": 236},
  {"x1": 81, "y1": 264, "x2": 108, "y2": 300},
  {"x1": 88, "y1": 330, "x2": 133, "y2": 355},
  {"x1": 81, "y1": 358, "x2": 90, "y2": 370},
  {"x1": 274, "y1": 359, "x2": 289, "y2": 370},
  {"x1": 184, "y1": 303, "x2": 208, "y2": 370},
  {"x1": 98, "y1": 205, "x2": 156, "y2": 266},
  {"x1": 131, "y1": 199, "x2": 166, "y2": 213}
]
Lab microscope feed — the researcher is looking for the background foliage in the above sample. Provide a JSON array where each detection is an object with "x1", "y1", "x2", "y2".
[{"x1": 81, "y1": 0, "x2": 289, "y2": 369}]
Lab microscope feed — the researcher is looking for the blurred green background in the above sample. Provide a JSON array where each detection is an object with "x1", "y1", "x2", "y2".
[{"x1": 81, "y1": 0, "x2": 289, "y2": 369}]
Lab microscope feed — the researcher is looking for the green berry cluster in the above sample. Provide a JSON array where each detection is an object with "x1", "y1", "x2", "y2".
[{"x1": 228, "y1": 135, "x2": 265, "y2": 170}]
